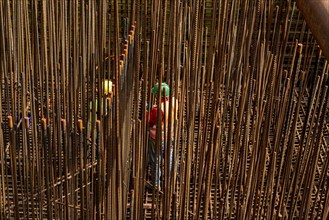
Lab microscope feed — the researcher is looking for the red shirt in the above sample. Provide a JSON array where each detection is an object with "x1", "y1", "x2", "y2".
[{"x1": 147, "y1": 97, "x2": 169, "y2": 127}]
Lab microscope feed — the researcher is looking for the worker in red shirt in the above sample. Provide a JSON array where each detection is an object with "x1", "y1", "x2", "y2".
[{"x1": 146, "y1": 82, "x2": 176, "y2": 189}]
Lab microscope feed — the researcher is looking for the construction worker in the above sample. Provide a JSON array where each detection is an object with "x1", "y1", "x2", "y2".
[
  {"x1": 90, "y1": 79, "x2": 113, "y2": 120},
  {"x1": 147, "y1": 82, "x2": 176, "y2": 189}
]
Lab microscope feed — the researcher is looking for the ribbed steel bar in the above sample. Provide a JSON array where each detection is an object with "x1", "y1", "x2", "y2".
[
  {"x1": 297, "y1": 0, "x2": 329, "y2": 60},
  {"x1": 0, "y1": 0, "x2": 328, "y2": 219}
]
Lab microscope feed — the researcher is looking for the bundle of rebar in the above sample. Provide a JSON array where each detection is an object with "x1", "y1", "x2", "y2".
[{"x1": 0, "y1": 0, "x2": 328, "y2": 219}]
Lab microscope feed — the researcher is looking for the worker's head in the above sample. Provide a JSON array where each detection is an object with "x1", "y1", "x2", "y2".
[
  {"x1": 151, "y1": 82, "x2": 170, "y2": 98},
  {"x1": 103, "y1": 79, "x2": 113, "y2": 96}
]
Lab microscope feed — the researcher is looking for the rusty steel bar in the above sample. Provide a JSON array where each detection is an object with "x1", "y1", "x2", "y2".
[
  {"x1": 297, "y1": 0, "x2": 329, "y2": 59},
  {"x1": 0, "y1": 0, "x2": 328, "y2": 219}
]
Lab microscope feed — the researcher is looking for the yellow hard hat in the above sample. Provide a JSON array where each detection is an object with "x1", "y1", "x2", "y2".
[{"x1": 103, "y1": 80, "x2": 113, "y2": 95}]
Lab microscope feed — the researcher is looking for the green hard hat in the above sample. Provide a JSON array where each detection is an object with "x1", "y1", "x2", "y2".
[{"x1": 151, "y1": 83, "x2": 170, "y2": 97}]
